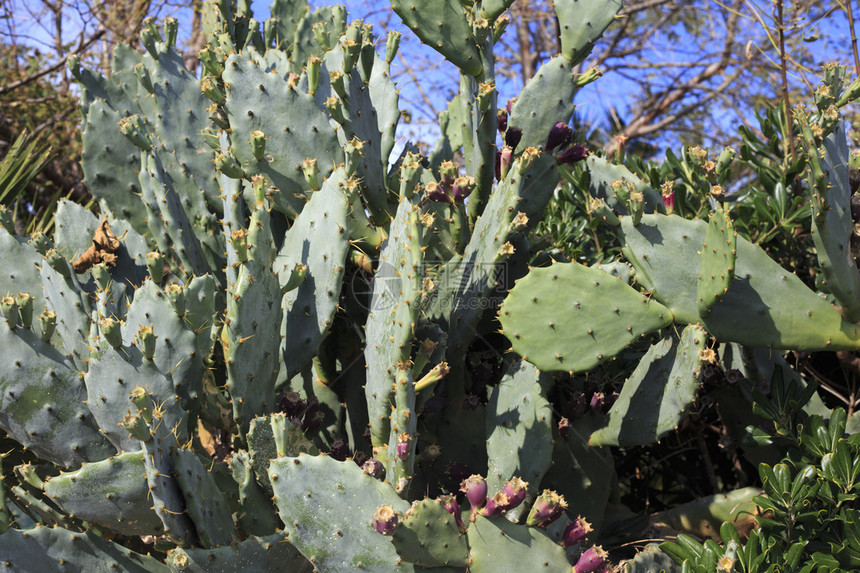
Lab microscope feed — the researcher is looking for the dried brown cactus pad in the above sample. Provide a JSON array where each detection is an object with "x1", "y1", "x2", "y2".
[{"x1": 72, "y1": 216, "x2": 120, "y2": 273}]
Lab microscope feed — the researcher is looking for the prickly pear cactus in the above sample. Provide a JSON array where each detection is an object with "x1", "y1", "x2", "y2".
[{"x1": 7, "y1": 0, "x2": 830, "y2": 569}]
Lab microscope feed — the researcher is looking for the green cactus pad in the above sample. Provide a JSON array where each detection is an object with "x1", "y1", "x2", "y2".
[
  {"x1": 53, "y1": 200, "x2": 100, "y2": 266},
  {"x1": 268, "y1": 454, "x2": 414, "y2": 571},
  {"x1": 0, "y1": 229, "x2": 45, "y2": 314},
  {"x1": 247, "y1": 416, "x2": 277, "y2": 495},
  {"x1": 364, "y1": 198, "x2": 422, "y2": 448},
  {"x1": 486, "y1": 360, "x2": 554, "y2": 496},
  {"x1": 697, "y1": 209, "x2": 736, "y2": 318},
  {"x1": 43, "y1": 451, "x2": 163, "y2": 536},
  {"x1": 224, "y1": 211, "x2": 283, "y2": 435},
  {"x1": 391, "y1": 498, "x2": 469, "y2": 567},
  {"x1": 589, "y1": 324, "x2": 707, "y2": 447},
  {"x1": 138, "y1": 154, "x2": 216, "y2": 278},
  {"x1": 172, "y1": 448, "x2": 237, "y2": 547},
  {"x1": 426, "y1": 153, "x2": 559, "y2": 360},
  {"x1": 624, "y1": 543, "x2": 683, "y2": 573},
  {"x1": 621, "y1": 214, "x2": 860, "y2": 350},
  {"x1": 223, "y1": 52, "x2": 343, "y2": 216},
  {"x1": 141, "y1": 414, "x2": 198, "y2": 546},
  {"x1": 584, "y1": 156, "x2": 663, "y2": 214},
  {"x1": 137, "y1": 46, "x2": 222, "y2": 213},
  {"x1": 479, "y1": 0, "x2": 516, "y2": 20},
  {"x1": 466, "y1": 515, "x2": 571, "y2": 572},
  {"x1": 183, "y1": 275, "x2": 218, "y2": 362},
  {"x1": 320, "y1": 48, "x2": 394, "y2": 223},
  {"x1": 230, "y1": 450, "x2": 282, "y2": 536},
  {"x1": 80, "y1": 99, "x2": 148, "y2": 235},
  {"x1": 86, "y1": 343, "x2": 186, "y2": 453},
  {"x1": 500, "y1": 261, "x2": 674, "y2": 372},
  {"x1": 0, "y1": 325, "x2": 114, "y2": 467},
  {"x1": 391, "y1": 0, "x2": 482, "y2": 76},
  {"x1": 167, "y1": 533, "x2": 314, "y2": 572},
  {"x1": 0, "y1": 525, "x2": 169, "y2": 572},
  {"x1": 809, "y1": 123, "x2": 860, "y2": 322},
  {"x1": 509, "y1": 57, "x2": 577, "y2": 149},
  {"x1": 554, "y1": 0, "x2": 622, "y2": 65},
  {"x1": 122, "y1": 280, "x2": 205, "y2": 412},
  {"x1": 268, "y1": 0, "x2": 310, "y2": 50},
  {"x1": 247, "y1": 415, "x2": 318, "y2": 495},
  {"x1": 40, "y1": 259, "x2": 92, "y2": 369},
  {"x1": 289, "y1": 5, "x2": 346, "y2": 70},
  {"x1": 275, "y1": 167, "x2": 350, "y2": 380},
  {"x1": 541, "y1": 424, "x2": 614, "y2": 530}
]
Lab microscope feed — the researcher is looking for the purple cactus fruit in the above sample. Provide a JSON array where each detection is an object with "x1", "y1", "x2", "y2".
[
  {"x1": 499, "y1": 145, "x2": 514, "y2": 179},
  {"x1": 460, "y1": 474, "x2": 488, "y2": 513},
  {"x1": 661, "y1": 186, "x2": 676, "y2": 215},
  {"x1": 562, "y1": 516, "x2": 593, "y2": 548},
  {"x1": 330, "y1": 439, "x2": 350, "y2": 461},
  {"x1": 504, "y1": 126, "x2": 523, "y2": 150},
  {"x1": 546, "y1": 122, "x2": 573, "y2": 152},
  {"x1": 506, "y1": 97, "x2": 516, "y2": 114},
  {"x1": 589, "y1": 392, "x2": 605, "y2": 414},
  {"x1": 396, "y1": 433, "x2": 411, "y2": 460},
  {"x1": 556, "y1": 144, "x2": 588, "y2": 165},
  {"x1": 438, "y1": 493, "x2": 465, "y2": 531},
  {"x1": 501, "y1": 477, "x2": 528, "y2": 510},
  {"x1": 558, "y1": 417, "x2": 571, "y2": 439},
  {"x1": 372, "y1": 505, "x2": 399, "y2": 535},
  {"x1": 525, "y1": 490, "x2": 568, "y2": 527},
  {"x1": 452, "y1": 176, "x2": 476, "y2": 203},
  {"x1": 480, "y1": 491, "x2": 510, "y2": 517},
  {"x1": 497, "y1": 108, "x2": 508, "y2": 133},
  {"x1": 363, "y1": 458, "x2": 385, "y2": 480},
  {"x1": 352, "y1": 450, "x2": 368, "y2": 467},
  {"x1": 725, "y1": 369, "x2": 744, "y2": 385},
  {"x1": 425, "y1": 181, "x2": 452, "y2": 203},
  {"x1": 606, "y1": 392, "x2": 619, "y2": 410},
  {"x1": 303, "y1": 410, "x2": 324, "y2": 433},
  {"x1": 570, "y1": 392, "x2": 587, "y2": 417},
  {"x1": 446, "y1": 462, "x2": 472, "y2": 485},
  {"x1": 573, "y1": 545, "x2": 608, "y2": 573},
  {"x1": 278, "y1": 390, "x2": 305, "y2": 420},
  {"x1": 462, "y1": 393, "x2": 481, "y2": 411}
]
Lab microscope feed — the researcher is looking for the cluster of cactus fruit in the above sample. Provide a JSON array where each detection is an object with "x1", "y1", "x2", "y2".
[{"x1": 1, "y1": 0, "x2": 859, "y2": 569}]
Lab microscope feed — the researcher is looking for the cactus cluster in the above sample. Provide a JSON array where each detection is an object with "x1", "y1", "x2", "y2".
[
  {"x1": 0, "y1": 0, "x2": 634, "y2": 569},
  {"x1": 2, "y1": 0, "x2": 858, "y2": 568}
]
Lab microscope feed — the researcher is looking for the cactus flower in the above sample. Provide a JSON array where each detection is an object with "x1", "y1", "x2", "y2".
[
  {"x1": 573, "y1": 546, "x2": 608, "y2": 573},
  {"x1": 562, "y1": 517, "x2": 593, "y2": 547},
  {"x1": 526, "y1": 490, "x2": 567, "y2": 527},
  {"x1": 501, "y1": 477, "x2": 528, "y2": 510},
  {"x1": 545, "y1": 122, "x2": 573, "y2": 152},
  {"x1": 372, "y1": 505, "x2": 399, "y2": 535},
  {"x1": 460, "y1": 474, "x2": 487, "y2": 513},
  {"x1": 556, "y1": 144, "x2": 588, "y2": 165}
]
